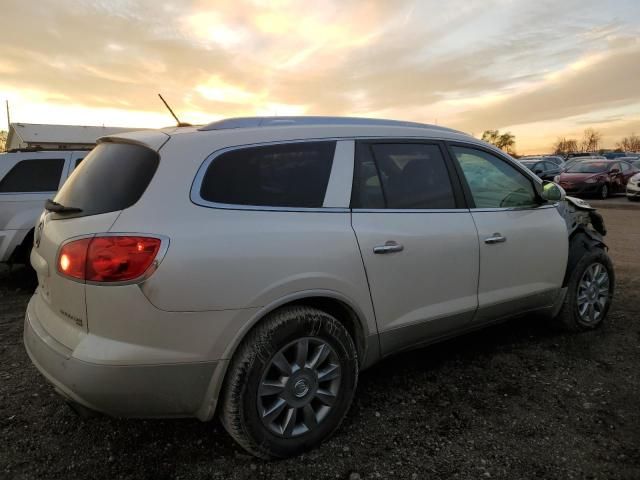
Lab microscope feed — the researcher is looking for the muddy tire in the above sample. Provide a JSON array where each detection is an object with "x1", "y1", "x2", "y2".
[{"x1": 220, "y1": 306, "x2": 358, "y2": 459}]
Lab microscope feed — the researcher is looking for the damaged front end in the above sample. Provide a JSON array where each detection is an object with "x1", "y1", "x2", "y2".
[{"x1": 557, "y1": 196, "x2": 607, "y2": 240}]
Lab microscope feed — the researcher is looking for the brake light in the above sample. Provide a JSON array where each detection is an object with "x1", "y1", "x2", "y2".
[
  {"x1": 57, "y1": 236, "x2": 162, "y2": 283},
  {"x1": 57, "y1": 238, "x2": 91, "y2": 280}
]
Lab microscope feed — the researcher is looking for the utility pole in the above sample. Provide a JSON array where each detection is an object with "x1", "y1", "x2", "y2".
[{"x1": 5, "y1": 100, "x2": 10, "y2": 127}]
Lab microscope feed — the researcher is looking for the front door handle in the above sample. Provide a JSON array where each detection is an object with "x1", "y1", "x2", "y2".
[
  {"x1": 373, "y1": 241, "x2": 404, "y2": 254},
  {"x1": 485, "y1": 233, "x2": 506, "y2": 244}
]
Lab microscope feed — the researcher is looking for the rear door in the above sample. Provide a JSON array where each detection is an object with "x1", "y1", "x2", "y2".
[
  {"x1": 30, "y1": 142, "x2": 159, "y2": 349},
  {"x1": 350, "y1": 141, "x2": 479, "y2": 354},
  {"x1": 447, "y1": 144, "x2": 567, "y2": 322}
]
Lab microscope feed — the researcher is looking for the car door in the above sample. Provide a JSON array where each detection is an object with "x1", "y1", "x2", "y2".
[
  {"x1": 350, "y1": 141, "x2": 479, "y2": 355},
  {"x1": 619, "y1": 162, "x2": 634, "y2": 191},
  {"x1": 447, "y1": 144, "x2": 568, "y2": 323},
  {"x1": 607, "y1": 162, "x2": 624, "y2": 193}
]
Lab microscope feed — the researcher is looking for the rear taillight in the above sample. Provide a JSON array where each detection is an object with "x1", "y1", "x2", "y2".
[{"x1": 57, "y1": 236, "x2": 162, "y2": 283}]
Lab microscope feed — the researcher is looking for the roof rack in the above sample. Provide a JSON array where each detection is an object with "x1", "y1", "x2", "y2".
[{"x1": 198, "y1": 116, "x2": 462, "y2": 133}]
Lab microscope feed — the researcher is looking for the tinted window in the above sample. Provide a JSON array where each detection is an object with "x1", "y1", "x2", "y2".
[
  {"x1": 200, "y1": 142, "x2": 335, "y2": 208},
  {"x1": 620, "y1": 162, "x2": 630, "y2": 172},
  {"x1": 74, "y1": 157, "x2": 84, "y2": 169},
  {"x1": 452, "y1": 146, "x2": 538, "y2": 208},
  {"x1": 54, "y1": 143, "x2": 159, "y2": 217},
  {"x1": 0, "y1": 158, "x2": 64, "y2": 193},
  {"x1": 353, "y1": 143, "x2": 456, "y2": 209}
]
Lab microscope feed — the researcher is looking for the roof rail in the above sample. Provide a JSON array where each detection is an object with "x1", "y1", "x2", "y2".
[{"x1": 198, "y1": 116, "x2": 463, "y2": 133}]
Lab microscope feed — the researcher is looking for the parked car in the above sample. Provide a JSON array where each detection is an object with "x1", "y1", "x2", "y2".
[
  {"x1": 520, "y1": 159, "x2": 562, "y2": 181},
  {"x1": 563, "y1": 155, "x2": 607, "y2": 171},
  {"x1": 24, "y1": 116, "x2": 614, "y2": 459},
  {"x1": 558, "y1": 160, "x2": 638, "y2": 199},
  {"x1": 519, "y1": 155, "x2": 565, "y2": 168},
  {"x1": 602, "y1": 152, "x2": 635, "y2": 160},
  {"x1": 627, "y1": 172, "x2": 640, "y2": 201},
  {"x1": 0, "y1": 150, "x2": 87, "y2": 265}
]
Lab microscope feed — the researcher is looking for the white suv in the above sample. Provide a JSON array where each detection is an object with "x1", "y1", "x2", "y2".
[
  {"x1": 0, "y1": 150, "x2": 86, "y2": 265},
  {"x1": 23, "y1": 117, "x2": 614, "y2": 459}
]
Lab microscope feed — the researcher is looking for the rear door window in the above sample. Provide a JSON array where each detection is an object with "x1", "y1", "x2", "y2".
[
  {"x1": 199, "y1": 141, "x2": 336, "y2": 208},
  {"x1": 53, "y1": 143, "x2": 159, "y2": 217},
  {"x1": 352, "y1": 143, "x2": 456, "y2": 209},
  {"x1": 0, "y1": 158, "x2": 64, "y2": 193}
]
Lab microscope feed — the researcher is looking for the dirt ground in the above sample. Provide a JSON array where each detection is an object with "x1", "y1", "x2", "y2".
[{"x1": 1, "y1": 206, "x2": 639, "y2": 479}]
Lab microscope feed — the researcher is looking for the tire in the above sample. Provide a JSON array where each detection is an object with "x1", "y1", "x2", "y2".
[
  {"x1": 554, "y1": 248, "x2": 614, "y2": 332},
  {"x1": 599, "y1": 183, "x2": 609, "y2": 199},
  {"x1": 220, "y1": 306, "x2": 358, "y2": 459}
]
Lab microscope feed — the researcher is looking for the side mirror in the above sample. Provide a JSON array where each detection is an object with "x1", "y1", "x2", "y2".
[
  {"x1": 610, "y1": 168, "x2": 620, "y2": 174},
  {"x1": 541, "y1": 181, "x2": 565, "y2": 202},
  {"x1": 534, "y1": 169, "x2": 543, "y2": 175}
]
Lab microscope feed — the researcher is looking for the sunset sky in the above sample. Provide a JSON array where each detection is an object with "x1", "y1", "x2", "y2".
[{"x1": 1, "y1": 0, "x2": 639, "y2": 154}]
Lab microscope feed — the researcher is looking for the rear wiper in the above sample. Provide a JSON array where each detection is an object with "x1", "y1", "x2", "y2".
[{"x1": 45, "y1": 199, "x2": 83, "y2": 214}]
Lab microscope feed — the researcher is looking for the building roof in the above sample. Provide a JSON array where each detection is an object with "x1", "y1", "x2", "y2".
[{"x1": 6, "y1": 123, "x2": 143, "y2": 150}]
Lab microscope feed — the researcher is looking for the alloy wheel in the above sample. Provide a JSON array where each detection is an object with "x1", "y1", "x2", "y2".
[
  {"x1": 577, "y1": 262, "x2": 610, "y2": 324},
  {"x1": 258, "y1": 337, "x2": 342, "y2": 438}
]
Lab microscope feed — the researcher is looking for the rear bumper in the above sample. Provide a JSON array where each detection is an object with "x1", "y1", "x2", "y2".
[
  {"x1": 24, "y1": 302, "x2": 218, "y2": 418},
  {"x1": 0, "y1": 228, "x2": 29, "y2": 262}
]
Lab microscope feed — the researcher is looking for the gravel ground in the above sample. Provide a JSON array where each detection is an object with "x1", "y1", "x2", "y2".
[{"x1": 1, "y1": 207, "x2": 639, "y2": 479}]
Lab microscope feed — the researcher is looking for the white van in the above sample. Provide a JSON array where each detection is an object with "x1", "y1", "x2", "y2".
[{"x1": 0, "y1": 150, "x2": 87, "y2": 265}]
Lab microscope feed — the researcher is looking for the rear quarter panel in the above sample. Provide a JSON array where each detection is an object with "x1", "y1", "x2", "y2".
[{"x1": 108, "y1": 131, "x2": 378, "y2": 338}]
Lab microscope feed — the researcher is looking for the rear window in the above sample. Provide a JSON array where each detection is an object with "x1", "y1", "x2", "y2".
[
  {"x1": 53, "y1": 143, "x2": 159, "y2": 217},
  {"x1": 199, "y1": 141, "x2": 336, "y2": 208},
  {"x1": 0, "y1": 158, "x2": 64, "y2": 193}
]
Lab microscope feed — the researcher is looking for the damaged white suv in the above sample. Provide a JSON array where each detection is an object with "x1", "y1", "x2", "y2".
[{"x1": 24, "y1": 117, "x2": 614, "y2": 459}]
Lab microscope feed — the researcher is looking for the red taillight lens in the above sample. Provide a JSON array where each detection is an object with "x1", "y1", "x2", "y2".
[{"x1": 57, "y1": 236, "x2": 162, "y2": 283}]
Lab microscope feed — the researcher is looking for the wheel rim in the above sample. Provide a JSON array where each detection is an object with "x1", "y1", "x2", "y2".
[
  {"x1": 258, "y1": 337, "x2": 341, "y2": 438},
  {"x1": 601, "y1": 185, "x2": 608, "y2": 199},
  {"x1": 577, "y1": 263, "x2": 610, "y2": 324}
]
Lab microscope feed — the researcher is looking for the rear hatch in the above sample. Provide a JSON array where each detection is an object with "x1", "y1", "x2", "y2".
[{"x1": 30, "y1": 140, "x2": 161, "y2": 350}]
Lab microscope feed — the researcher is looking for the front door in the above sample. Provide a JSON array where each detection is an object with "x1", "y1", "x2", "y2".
[
  {"x1": 448, "y1": 144, "x2": 568, "y2": 322},
  {"x1": 350, "y1": 141, "x2": 480, "y2": 355}
]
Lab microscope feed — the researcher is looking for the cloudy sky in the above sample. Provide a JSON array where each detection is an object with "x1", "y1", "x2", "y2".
[{"x1": 1, "y1": 0, "x2": 639, "y2": 153}]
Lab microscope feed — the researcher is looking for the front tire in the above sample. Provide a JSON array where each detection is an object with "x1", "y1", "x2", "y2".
[
  {"x1": 554, "y1": 248, "x2": 614, "y2": 331},
  {"x1": 599, "y1": 183, "x2": 609, "y2": 199},
  {"x1": 220, "y1": 306, "x2": 358, "y2": 459}
]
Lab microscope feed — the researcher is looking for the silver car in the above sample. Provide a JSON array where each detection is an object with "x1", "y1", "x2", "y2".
[{"x1": 24, "y1": 117, "x2": 614, "y2": 458}]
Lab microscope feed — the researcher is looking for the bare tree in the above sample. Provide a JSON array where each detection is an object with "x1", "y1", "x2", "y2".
[
  {"x1": 580, "y1": 128, "x2": 602, "y2": 153},
  {"x1": 0, "y1": 130, "x2": 7, "y2": 153},
  {"x1": 617, "y1": 134, "x2": 640, "y2": 152},
  {"x1": 481, "y1": 129, "x2": 516, "y2": 154},
  {"x1": 552, "y1": 137, "x2": 579, "y2": 156}
]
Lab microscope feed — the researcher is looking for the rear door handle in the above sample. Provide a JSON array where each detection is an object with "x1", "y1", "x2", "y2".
[
  {"x1": 373, "y1": 241, "x2": 404, "y2": 254},
  {"x1": 484, "y1": 233, "x2": 506, "y2": 244}
]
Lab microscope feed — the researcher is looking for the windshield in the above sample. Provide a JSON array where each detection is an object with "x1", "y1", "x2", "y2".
[{"x1": 565, "y1": 162, "x2": 608, "y2": 174}]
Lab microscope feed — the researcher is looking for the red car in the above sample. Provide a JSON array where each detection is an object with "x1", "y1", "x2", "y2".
[{"x1": 558, "y1": 160, "x2": 638, "y2": 199}]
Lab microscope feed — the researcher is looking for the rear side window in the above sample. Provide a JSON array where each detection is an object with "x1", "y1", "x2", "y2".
[
  {"x1": 0, "y1": 158, "x2": 64, "y2": 193},
  {"x1": 352, "y1": 143, "x2": 456, "y2": 209},
  {"x1": 200, "y1": 141, "x2": 336, "y2": 208},
  {"x1": 53, "y1": 143, "x2": 159, "y2": 217}
]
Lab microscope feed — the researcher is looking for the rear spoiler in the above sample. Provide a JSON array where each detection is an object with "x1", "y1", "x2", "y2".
[{"x1": 97, "y1": 130, "x2": 170, "y2": 152}]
